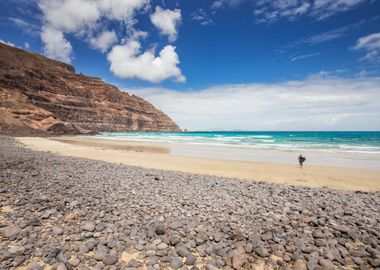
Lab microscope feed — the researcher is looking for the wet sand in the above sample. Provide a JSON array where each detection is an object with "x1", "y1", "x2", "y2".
[{"x1": 52, "y1": 138, "x2": 170, "y2": 154}]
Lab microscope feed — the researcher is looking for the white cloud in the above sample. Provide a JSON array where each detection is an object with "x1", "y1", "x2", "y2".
[
  {"x1": 107, "y1": 40, "x2": 185, "y2": 83},
  {"x1": 312, "y1": 0, "x2": 365, "y2": 19},
  {"x1": 90, "y1": 30, "x2": 118, "y2": 52},
  {"x1": 150, "y1": 6, "x2": 181, "y2": 42},
  {"x1": 0, "y1": 38, "x2": 15, "y2": 47},
  {"x1": 307, "y1": 69, "x2": 348, "y2": 79},
  {"x1": 191, "y1": 9, "x2": 214, "y2": 26},
  {"x1": 24, "y1": 42, "x2": 30, "y2": 49},
  {"x1": 213, "y1": 0, "x2": 368, "y2": 23},
  {"x1": 281, "y1": 2, "x2": 311, "y2": 18},
  {"x1": 353, "y1": 32, "x2": 380, "y2": 62},
  {"x1": 39, "y1": 0, "x2": 149, "y2": 33},
  {"x1": 39, "y1": 0, "x2": 185, "y2": 82},
  {"x1": 97, "y1": 0, "x2": 149, "y2": 22},
  {"x1": 38, "y1": 0, "x2": 99, "y2": 62},
  {"x1": 36, "y1": 0, "x2": 185, "y2": 83},
  {"x1": 41, "y1": 26, "x2": 72, "y2": 63},
  {"x1": 281, "y1": 18, "x2": 376, "y2": 51},
  {"x1": 127, "y1": 77, "x2": 380, "y2": 131},
  {"x1": 290, "y1": 52, "x2": 320, "y2": 61},
  {"x1": 355, "y1": 32, "x2": 380, "y2": 50},
  {"x1": 211, "y1": 0, "x2": 224, "y2": 10},
  {"x1": 39, "y1": 0, "x2": 100, "y2": 33},
  {"x1": 211, "y1": 0, "x2": 245, "y2": 10},
  {"x1": 38, "y1": 0, "x2": 150, "y2": 61},
  {"x1": 8, "y1": 17, "x2": 40, "y2": 36},
  {"x1": 302, "y1": 27, "x2": 348, "y2": 45},
  {"x1": 254, "y1": 0, "x2": 311, "y2": 23}
]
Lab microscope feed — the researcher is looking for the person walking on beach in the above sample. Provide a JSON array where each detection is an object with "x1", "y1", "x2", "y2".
[{"x1": 298, "y1": 154, "x2": 306, "y2": 168}]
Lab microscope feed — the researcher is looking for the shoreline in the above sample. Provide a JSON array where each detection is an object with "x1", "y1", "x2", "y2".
[
  {"x1": 57, "y1": 135, "x2": 380, "y2": 169},
  {"x1": 16, "y1": 136, "x2": 380, "y2": 192}
]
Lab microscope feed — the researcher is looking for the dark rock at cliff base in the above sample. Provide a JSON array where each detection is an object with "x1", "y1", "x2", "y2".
[{"x1": 0, "y1": 42, "x2": 181, "y2": 135}]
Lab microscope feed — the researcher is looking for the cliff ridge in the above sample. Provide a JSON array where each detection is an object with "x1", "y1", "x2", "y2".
[{"x1": 0, "y1": 43, "x2": 181, "y2": 135}]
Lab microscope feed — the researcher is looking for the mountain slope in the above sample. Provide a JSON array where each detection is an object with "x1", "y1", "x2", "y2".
[{"x1": 0, "y1": 43, "x2": 181, "y2": 135}]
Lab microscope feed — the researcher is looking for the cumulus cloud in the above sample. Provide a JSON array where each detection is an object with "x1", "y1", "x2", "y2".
[
  {"x1": 353, "y1": 32, "x2": 380, "y2": 62},
  {"x1": 107, "y1": 40, "x2": 185, "y2": 83},
  {"x1": 127, "y1": 77, "x2": 380, "y2": 131},
  {"x1": 90, "y1": 30, "x2": 118, "y2": 52},
  {"x1": 38, "y1": 0, "x2": 150, "y2": 62},
  {"x1": 41, "y1": 26, "x2": 72, "y2": 63},
  {"x1": 150, "y1": 6, "x2": 181, "y2": 41},
  {"x1": 97, "y1": 0, "x2": 150, "y2": 22},
  {"x1": 37, "y1": 0, "x2": 185, "y2": 82},
  {"x1": 38, "y1": 0, "x2": 100, "y2": 34},
  {"x1": 38, "y1": 0, "x2": 149, "y2": 33}
]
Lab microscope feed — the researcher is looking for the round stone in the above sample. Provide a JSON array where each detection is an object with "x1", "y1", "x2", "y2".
[
  {"x1": 127, "y1": 258, "x2": 141, "y2": 268},
  {"x1": 185, "y1": 254, "x2": 197, "y2": 265},
  {"x1": 255, "y1": 246, "x2": 269, "y2": 257},
  {"x1": 176, "y1": 245, "x2": 190, "y2": 257},
  {"x1": 170, "y1": 257, "x2": 183, "y2": 269},
  {"x1": 81, "y1": 222, "x2": 95, "y2": 232},
  {"x1": 68, "y1": 257, "x2": 80, "y2": 267},
  {"x1": 103, "y1": 254, "x2": 118, "y2": 265},
  {"x1": 155, "y1": 225, "x2": 165, "y2": 235}
]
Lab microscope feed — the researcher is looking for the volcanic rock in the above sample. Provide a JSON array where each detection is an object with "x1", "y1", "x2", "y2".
[{"x1": 0, "y1": 43, "x2": 181, "y2": 135}]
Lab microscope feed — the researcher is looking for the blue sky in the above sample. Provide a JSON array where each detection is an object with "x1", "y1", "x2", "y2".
[{"x1": 1, "y1": 0, "x2": 380, "y2": 130}]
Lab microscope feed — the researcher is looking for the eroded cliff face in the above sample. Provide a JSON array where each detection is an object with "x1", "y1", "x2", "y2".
[{"x1": 0, "y1": 43, "x2": 181, "y2": 135}]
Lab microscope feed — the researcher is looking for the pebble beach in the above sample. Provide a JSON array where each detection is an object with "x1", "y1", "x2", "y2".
[{"x1": 1, "y1": 136, "x2": 379, "y2": 270}]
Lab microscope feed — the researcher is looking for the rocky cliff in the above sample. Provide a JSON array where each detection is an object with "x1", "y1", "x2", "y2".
[{"x1": 0, "y1": 43, "x2": 181, "y2": 135}]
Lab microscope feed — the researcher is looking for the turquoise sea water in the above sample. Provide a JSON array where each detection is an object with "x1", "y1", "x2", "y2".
[{"x1": 98, "y1": 131, "x2": 380, "y2": 154}]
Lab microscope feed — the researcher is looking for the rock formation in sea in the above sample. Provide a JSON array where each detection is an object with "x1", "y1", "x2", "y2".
[{"x1": 0, "y1": 43, "x2": 181, "y2": 135}]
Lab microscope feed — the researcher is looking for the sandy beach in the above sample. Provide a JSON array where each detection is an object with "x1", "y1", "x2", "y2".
[{"x1": 16, "y1": 136, "x2": 380, "y2": 192}]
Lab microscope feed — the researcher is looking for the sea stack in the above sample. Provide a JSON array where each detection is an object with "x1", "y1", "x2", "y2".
[{"x1": 0, "y1": 43, "x2": 181, "y2": 135}]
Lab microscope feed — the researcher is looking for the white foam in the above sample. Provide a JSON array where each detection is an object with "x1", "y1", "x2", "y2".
[{"x1": 97, "y1": 133, "x2": 380, "y2": 155}]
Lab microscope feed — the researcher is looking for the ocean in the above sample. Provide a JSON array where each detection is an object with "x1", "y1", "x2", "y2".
[{"x1": 97, "y1": 131, "x2": 380, "y2": 155}]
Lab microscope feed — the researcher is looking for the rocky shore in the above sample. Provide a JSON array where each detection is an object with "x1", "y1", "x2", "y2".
[{"x1": 0, "y1": 136, "x2": 379, "y2": 270}]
